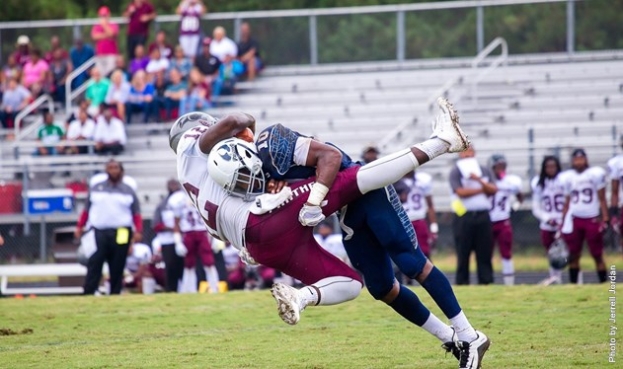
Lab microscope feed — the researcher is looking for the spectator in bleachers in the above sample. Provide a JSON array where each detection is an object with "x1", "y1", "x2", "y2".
[
  {"x1": 2, "y1": 55, "x2": 22, "y2": 92},
  {"x1": 210, "y1": 26, "x2": 237, "y2": 63},
  {"x1": 177, "y1": 0, "x2": 206, "y2": 58},
  {"x1": 125, "y1": 70, "x2": 156, "y2": 124},
  {"x1": 49, "y1": 49, "x2": 73, "y2": 103},
  {"x1": 153, "y1": 71, "x2": 167, "y2": 120},
  {"x1": 194, "y1": 38, "x2": 222, "y2": 98},
  {"x1": 108, "y1": 55, "x2": 131, "y2": 82},
  {"x1": 94, "y1": 104, "x2": 126, "y2": 155},
  {"x1": 210, "y1": 27, "x2": 240, "y2": 95},
  {"x1": 124, "y1": 0, "x2": 157, "y2": 60},
  {"x1": 362, "y1": 145, "x2": 380, "y2": 164},
  {"x1": 36, "y1": 111, "x2": 64, "y2": 156},
  {"x1": 237, "y1": 22, "x2": 262, "y2": 81},
  {"x1": 148, "y1": 30, "x2": 174, "y2": 60},
  {"x1": 129, "y1": 44, "x2": 150, "y2": 76},
  {"x1": 180, "y1": 67, "x2": 210, "y2": 115},
  {"x1": 169, "y1": 45, "x2": 192, "y2": 81},
  {"x1": 70, "y1": 38, "x2": 95, "y2": 88},
  {"x1": 64, "y1": 109, "x2": 95, "y2": 154},
  {"x1": 91, "y1": 6, "x2": 120, "y2": 76},
  {"x1": 65, "y1": 98, "x2": 93, "y2": 126},
  {"x1": 0, "y1": 77, "x2": 31, "y2": 129},
  {"x1": 44, "y1": 35, "x2": 69, "y2": 64},
  {"x1": 145, "y1": 47, "x2": 170, "y2": 82},
  {"x1": 161, "y1": 68, "x2": 186, "y2": 120},
  {"x1": 22, "y1": 48, "x2": 49, "y2": 97},
  {"x1": 85, "y1": 66, "x2": 110, "y2": 116},
  {"x1": 12, "y1": 35, "x2": 31, "y2": 67},
  {"x1": 105, "y1": 70, "x2": 131, "y2": 121}
]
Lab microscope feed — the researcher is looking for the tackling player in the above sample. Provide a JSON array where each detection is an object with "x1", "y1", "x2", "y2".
[
  {"x1": 400, "y1": 171, "x2": 438, "y2": 259},
  {"x1": 561, "y1": 149, "x2": 609, "y2": 284},
  {"x1": 488, "y1": 155, "x2": 523, "y2": 286}
]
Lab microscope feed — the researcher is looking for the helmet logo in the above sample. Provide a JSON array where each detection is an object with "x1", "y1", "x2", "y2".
[{"x1": 217, "y1": 144, "x2": 232, "y2": 161}]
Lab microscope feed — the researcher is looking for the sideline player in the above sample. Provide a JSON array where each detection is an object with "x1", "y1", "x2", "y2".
[
  {"x1": 561, "y1": 149, "x2": 609, "y2": 284},
  {"x1": 531, "y1": 156, "x2": 566, "y2": 284},
  {"x1": 399, "y1": 170, "x2": 438, "y2": 258},
  {"x1": 607, "y1": 138, "x2": 623, "y2": 251},
  {"x1": 488, "y1": 154, "x2": 523, "y2": 286}
]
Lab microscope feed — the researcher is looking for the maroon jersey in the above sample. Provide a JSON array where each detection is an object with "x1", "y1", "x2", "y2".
[{"x1": 179, "y1": 4, "x2": 202, "y2": 36}]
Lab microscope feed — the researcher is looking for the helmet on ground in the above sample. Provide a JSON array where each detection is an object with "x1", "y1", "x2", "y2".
[
  {"x1": 548, "y1": 237, "x2": 569, "y2": 270},
  {"x1": 207, "y1": 138, "x2": 265, "y2": 201},
  {"x1": 169, "y1": 112, "x2": 218, "y2": 153}
]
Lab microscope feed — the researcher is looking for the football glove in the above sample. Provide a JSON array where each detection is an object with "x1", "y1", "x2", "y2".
[
  {"x1": 299, "y1": 204, "x2": 325, "y2": 227},
  {"x1": 173, "y1": 233, "x2": 187, "y2": 257}
]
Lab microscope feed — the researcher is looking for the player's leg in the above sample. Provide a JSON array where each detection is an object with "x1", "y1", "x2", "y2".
[
  {"x1": 412, "y1": 220, "x2": 432, "y2": 258},
  {"x1": 586, "y1": 217, "x2": 607, "y2": 283},
  {"x1": 454, "y1": 214, "x2": 472, "y2": 285},
  {"x1": 199, "y1": 234, "x2": 220, "y2": 293},
  {"x1": 181, "y1": 232, "x2": 199, "y2": 293},
  {"x1": 563, "y1": 217, "x2": 584, "y2": 284},
  {"x1": 495, "y1": 220, "x2": 515, "y2": 286},
  {"x1": 161, "y1": 243, "x2": 184, "y2": 292},
  {"x1": 83, "y1": 229, "x2": 109, "y2": 295},
  {"x1": 473, "y1": 212, "x2": 494, "y2": 285}
]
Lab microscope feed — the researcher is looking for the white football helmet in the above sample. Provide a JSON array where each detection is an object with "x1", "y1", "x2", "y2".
[
  {"x1": 208, "y1": 138, "x2": 265, "y2": 201},
  {"x1": 169, "y1": 112, "x2": 218, "y2": 153}
]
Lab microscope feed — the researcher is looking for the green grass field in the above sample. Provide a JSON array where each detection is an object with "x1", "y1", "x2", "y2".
[{"x1": 1, "y1": 285, "x2": 619, "y2": 368}]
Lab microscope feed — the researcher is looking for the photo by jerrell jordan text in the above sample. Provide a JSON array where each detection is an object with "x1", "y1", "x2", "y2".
[{"x1": 609, "y1": 265, "x2": 616, "y2": 363}]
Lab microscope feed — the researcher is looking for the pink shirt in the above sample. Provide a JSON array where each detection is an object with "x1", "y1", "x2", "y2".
[
  {"x1": 22, "y1": 60, "x2": 49, "y2": 87},
  {"x1": 91, "y1": 23, "x2": 120, "y2": 55}
]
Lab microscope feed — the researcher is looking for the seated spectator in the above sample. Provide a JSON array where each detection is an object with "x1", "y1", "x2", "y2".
[
  {"x1": 85, "y1": 66, "x2": 111, "y2": 116},
  {"x1": 36, "y1": 111, "x2": 64, "y2": 156},
  {"x1": 22, "y1": 49, "x2": 49, "y2": 96},
  {"x1": 129, "y1": 44, "x2": 150, "y2": 76},
  {"x1": 180, "y1": 68, "x2": 210, "y2": 115},
  {"x1": 65, "y1": 98, "x2": 93, "y2": 126},
  {"x1": 177, "y1": 0, "x2": 206, "y2": 58},
  {"x1": 70, "y1": 38, "x2": 95, "y2": 88},
  {"x1": 2, "y1": 55, "x2": 22, "y2": 91},
  {"x1": 91, "y1": 6, "x2": 120, "y2": 75},
  {"x1": 44, "y1": 35, "x2": 69, "y2": 64},
  {"x1": 49, "y1": 49, "x2": 73, "y2": 103},
  {"x1": 94, "y1": 104, "x2": 126, "y2": 155},
  {"x1": 0, "y1": 77, "x2": 31, "y2": 129},
  {"x1": 209, "y1": 26, "x2": 237, "y2": 63},
  {"x1": 125, "y1": 70, "x2": 156, "y2": 124},
  {"x1": 237, "y1": 22, "x2": 263, "y2": 81},
  {"x1": 107, "y1": 55, "x2": 131, "y2": 82},
  {"x1": 148, "y1": 30, "x2": 174, "y2": 59},
  {"x1": 124, "y1": 243, "x2": 166, "y2": 293},
  {"x1": 105, "y1": 70, "x2": 131, "y2": 121},
  {"x1": 194, "y1": 38, "x2": 222, "y2": 98},
  {"x1": 64, "y1": 109, "x2": 95, "y2": 154},
  {"x1": 145, "y1": 47, "x2": 170, "y2": 82},
  {"x1": 161, "y1": 68, "x2": 186, "y2": 120},
  {"x1": 169, "y1": 45, "x2": 192, "y2": 81},
  {"x1": 12, "y1": 35, "x2": 31, "y2": 67}
]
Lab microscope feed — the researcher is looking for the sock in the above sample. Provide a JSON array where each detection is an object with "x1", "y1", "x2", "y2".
[
  {"x1": 569, "y1": 267, "x2": 579, "y2": 284},
  {"x1": 549, "y1": 267, "x2": 563, "y2": 281},
  {"x1": 302, "y1": 276, "x2": 361, "y2": 307},
  {"x1": 420, "y1": 267, "x2": 462, "y2": 319},
  {"x1": 421, "y1": 313, "x2": 455, "y2": 343},
  {"x1": 502, "y1": 258, "x2": 515, "y2": 286},
  {"x1": 387, "y1": 285, "x2": 431, "y2": 326},
  {"x1": 598, "y1": 270, "x2": 607, "y2": 283},
  {"x1": 450, "y1": 311, "x2": 478, "y2": 342},
  {"x1": 578, "y1": 271, "x2": 584, "y2": 285},
  {"x1": 182, "y1": 268, "x2": 197, "y2": 293},
  {"x1": 204, "y1": 266, "x2": 220, "y2": 293},
  {"x1": 413, "y1": 138, "x2": 450, "y2": 160},
  {"x1": 357, "y1": 148, "x2": 420, "y2": 194}
]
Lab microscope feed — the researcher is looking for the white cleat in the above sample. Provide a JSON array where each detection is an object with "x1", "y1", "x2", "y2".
[
  {"x1": 431, "y1": 97, "x2": 470, "y2": 153},
  {"x1": 457, "y1": 330, "x2": 491, "y2": 369},
  {"x1": 270, "y1": 283, "x2": 303, "y2": 325}
]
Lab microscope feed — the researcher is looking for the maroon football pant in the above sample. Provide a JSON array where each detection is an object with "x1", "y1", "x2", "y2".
[
  {"x1": 562, "y1": 216, "x2": 604, "y2": 259},
  {"x1": 411, "y1": 219, "x2": 431, "y2": 257},
  {"x1": 183, "y1": 230, "x2": 215, "y2": 269},
  {"x1": 492, "y1": 219, "x2": 513, "y2": 259}
]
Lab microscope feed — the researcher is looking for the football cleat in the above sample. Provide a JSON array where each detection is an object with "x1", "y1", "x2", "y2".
[
  {"x1": 270, "y1": 283, "x2": 303, "y2": 325},
  {"x1": 431, "y1": 97, "x2": 470, "y2": 153},
  {"x1": 457, "y1": 330, "x2": 490, "y2": 369},
  {"x1": 442, "y1": 327, "x2": 461, "y2": 361}
]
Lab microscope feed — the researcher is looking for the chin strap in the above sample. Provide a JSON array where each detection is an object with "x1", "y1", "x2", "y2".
[{"x1": 250, "y1": 186, "x2": 294, "y2": 215}]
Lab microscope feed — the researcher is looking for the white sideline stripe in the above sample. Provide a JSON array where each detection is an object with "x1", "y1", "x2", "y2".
[{"x1": 0, "y1": 263, "x2": 109, "y2": 295}]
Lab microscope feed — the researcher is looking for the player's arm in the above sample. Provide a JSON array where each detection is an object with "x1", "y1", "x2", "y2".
[
  {"x1": 598, "y1": 187, "x2": 609, "y2": 223},
  {"x1": 304, "y1": 140, "x2": 342, "y2": 195},
  {"x1": 610, "y1": 178, "x2": 620, "y2": 220},
  {"x1": 561, "y1": 195, "x2": 570, "y2": 230},
  {"x1": 198, "y1": 112, "x2": 256, "y2": 154}
]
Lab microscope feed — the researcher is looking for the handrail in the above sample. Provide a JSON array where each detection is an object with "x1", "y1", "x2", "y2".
[
  {"x1": 470, "y1": 37, "x2": 509, "y2": 102},
  {"x1": 13, "y1": 94, "x2": 55, "y2": 140},
  {"x1": 65, "y1": 56, "x2": 99, "y2": 114}
]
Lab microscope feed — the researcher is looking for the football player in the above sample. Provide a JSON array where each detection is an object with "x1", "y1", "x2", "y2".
[
  {"x1": 399, "y1": 171, "x2": 438, "y2": 258},
  {"x1": 561, "y1": 149, "x2": 609, "y2": 284},
  {"x1": 607, "y1": 137, "x2": 623, "y2": 250},
  {"x1": 488, "y1": 154, "x2": 523, "y2": 286},
  {"x1": 253, "y1": 98, "x2": 489, "y2": 369},
  {"x1": 531, "y1": 156, "x2": 566, "y2": 284}
]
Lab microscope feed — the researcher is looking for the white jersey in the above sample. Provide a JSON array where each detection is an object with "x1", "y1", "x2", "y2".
[
  {"x1": 607, "y1": 155, "x2": 623, "y2": 205},
  {"x1": 314, "y1": 234, "x2": 348, "y2": 262},
  {"x1": 489, "y1": 174, "x2": 522, "y2": 222},
  {"x1": 176, "y1": 128, "x2": 253, "y2": 250},
  {"x1": 562, "y1": 167, "x2": 606, "y2": 218},
  {"x1": 531, "y1": 175, "x2": 566, "y2": 231},
  {"x1": 168, "y1": 190, "x2": 206, "y2": 233},
  {"x1": 402, "y1": 172, "x2": 433, "y2": 221}
]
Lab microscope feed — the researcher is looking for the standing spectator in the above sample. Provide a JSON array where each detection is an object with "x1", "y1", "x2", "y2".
[
  {"x1": 449, "y1": 145, "x2": 497, "y2": 285},
  {"x1": 148, "y1": 30, "x2": 174, "y2": 59},
  {"x1": 75, "y1": 159, "x2": 143, "y2": 295},
  {"x1": 209, "y1": 26, "x2": 237, "y2": 63},
  {"x1": 64, "y1": 109, "x2": 95, "y2": 154},
  {"x1": 44, "y1": 35, "x2": 69, "y2": 64},
  {"x1": 105, "y1": 70, "x2": 131, "y2": 120},
  {"x1": 93, "y1": 104, "x2": 127, "y2": 155},
  {"x1": 124, "y1": 0, "x2": 157, "y2": 60},
  {"x1": 561, "y1": 149, "x2": 609, "y2": 284},
  {"x1": 49, "y1": 49, "x2": 73, "y2": 103},
  {"x1": 36, "y1": 111, "x2": 64, "y2": 156},
  {"x1": 399, "y1": 170, "x2": 438, "y2": 259},
  {"x1": 179, "y1": 68, "x2": 210, "y2": 115},
  {"x1": 22, "y1": 49, "x2": 49, "y2": 96},
  {"x1": 237, "y1": 22, "x2": 263, "y2": 81},
  {"x1": 85, "y1": 66, "x2": 111, "y2": 116},
  {"x1": 487, "y1": 154, "x2": 523, "y2": 286},
  {"x1": 145, "y1": 47, "x2": 170, "y2": 82},
  {"x1": 91, "y1": 6, "x2": 120, "y2": 75},
  {"x1": 152, "y1": 179, "x2": 185, "y2": 292},
  {"x1": 129, "y1": 44, "x2": 150, "y2": 76},
  {"x1": 161, "y1": 68, "x2": 186, "y2": 120},
  {"x1": 169, "y1": 45, "x2": 192, "y2": 82},
  {"x1": 2, "y1": 55, "x2": 22, "y2": 91},
  {"x1": 70, "y1": 38, "x2": 95, "y2": 88},
  {"x1": 0, "y1": 77, "x2": 31, "y2": 129},
  {"x1": 125, "y1": 70, "x2": 156, "y2": 124},
  {"x1": 177, "y1": 0, "x2": 206, "y2": 58},
  {"x1": 361, "y1": 145, "x2": 380, "y2": 164},
  {"x1": 12, "y1": 35, "x2": 31, "y2": 67}
]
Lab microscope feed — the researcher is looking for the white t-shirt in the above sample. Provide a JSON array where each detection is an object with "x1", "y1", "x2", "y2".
[
  {"x1": 531, "y1": 175, "x2": 566, "y2": 231},
  {"x1": 209, "y1": 37, "x2": 238, "y2": 62},
  {"x1": 314, "y1": 234, "x2": 348, "y2": 262},
  {"x1": 89, "y1": 174, "x2": 137, "y2": 191},
  {"x1": 146, "y1": 58, "x2": 171, "y2": 74},
  {"x1": 176, "y1": 127, "x2": 253, "y2": 250},
  {"x1": 562, "y1": 167, "x2": 606, "y2": 218},
  {"x1": 66, "y1": 119, "x2": 96, "y2": 140},
  {"x1": 401, "y1": 171, "x2": 433, "y2": 221},
  {"x1": 169, "y1": 190, "x2": 207, "y2": 232},
  {"x1": 489, "y1": 174, "x2": 522, "y2": 222},
  {"x1": 93, "y1": 116, "x2": 127, "y2": 145}
]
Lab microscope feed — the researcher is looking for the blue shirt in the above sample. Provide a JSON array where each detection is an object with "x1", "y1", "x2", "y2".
[{"x1": 127, "y1": 84, "x2": 155, "y2": 105}]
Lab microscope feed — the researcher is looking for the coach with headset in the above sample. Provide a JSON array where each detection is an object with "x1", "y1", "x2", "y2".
[{"x1": 75, "y1": 159, "x2": 143, "y2": 295}]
